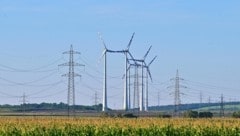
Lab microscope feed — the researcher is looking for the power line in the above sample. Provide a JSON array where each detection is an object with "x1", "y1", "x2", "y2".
[
  {"x1": 0, "y1": 71, "x2": 58, "y2": 86},
  {"x1": 149, "y1": 80, "x2": 171, "y2": 86},
  {"x1": 0, "y1": 90, "x2": 19, "y2": 98},
  {"x1": 80, "y1": 55, "x2": 123, "y2": 79},
  {"x1": 79, "y1": 55, "x2": 102, "y2": 75},
  {"x1": 183, "y1": 79, "x2": 240, "y2": 92},
  {"x1": 0, "y1": 57, "x2": 62, "y2": 72},
  {"x1": 0, "y1": 80, "x2": 63, "y2": 87},
  {"x1": 0, "y1": 81, "x2": 65, "y2": 99},
  {"x1": 30, "y1": 89, "x2": 66, "y2": 99},
  {"x1": 185, "y1": 87, "x2": 239, "y2": 99},
  {"x1": 80, "y1": 82, "x2": 101, "y2": 93},
  {"x1": 27, "y1": 80, "x2": 64, "y2": 96}
]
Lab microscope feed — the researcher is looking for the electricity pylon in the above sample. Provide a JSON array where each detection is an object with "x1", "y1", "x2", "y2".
[
  {"x1": 158, "y1": 91, "x2": 160, "y2": 108},
  {"x1": 208, "y1": 96, "x2": 211, "y2": 111},
  {"x1": 59, "y1": 45, "x2": 84, "y2": 116},
  {"x1": 20, "y1": 92, "x2": 27, "y2": 115},
  {"x1": 199, "y1": 91, "x2": 203, "y2": 113},
  {"x1": 94, "y1": 91, "x2": 99, "y2": 106},
  {"x1": 169, "y1": 70, "x2": 186, "y2": 117},
  {"x1": 220, "y1": 94, "x2": 224, "y2": 117},
  {"x1": 93, "y1": 91, "x2": 100, "y2": 111},
  {"x1": 99, "y1": 33, "x2": 135, "y2": 111}
]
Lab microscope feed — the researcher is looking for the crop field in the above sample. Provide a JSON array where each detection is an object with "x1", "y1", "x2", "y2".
[{"x1": 0, "y1": 117, "x2": 240, "y2": 136}]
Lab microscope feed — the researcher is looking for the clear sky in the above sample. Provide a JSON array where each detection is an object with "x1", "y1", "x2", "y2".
[{"x1": 0, "y1": 1, "x2": 240, "y2": 109}]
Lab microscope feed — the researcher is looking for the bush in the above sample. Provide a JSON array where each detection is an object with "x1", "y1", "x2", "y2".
[
  {"x1": 232, "y1": 111, "x2": 240, "y2": 118},
  {"x1": 100, "y1": 112, "x2": 114, "y2": 118},
  {"x1": 199, "y1": 112, "x2": 213, "y2": 118},
  {"x1": 183, "y1": 111, "x2": 213, "y2": 118},
  {"x1": 159, "y1": 114, "x2": 172, "y2": 118},
  {"x1": 122, "y1": 113, "x2": 138, "y2": 118},
  {"x1": 183, "y1": 110, "x2": 198, "y2": 118}
]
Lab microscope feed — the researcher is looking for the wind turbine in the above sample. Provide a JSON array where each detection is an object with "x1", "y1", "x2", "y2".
[
  {"x1": 125, "y1": 59, "x2": 141, "y2": 110},
  {"x1": 127, "y1": 46, "x2": 155, "y2": 111},
  {"x1": 99, "y1": 33, "x2": 135, "y2": 111},
  {"x1": 144, "y1": 56, "x2": 157, "y2": 111},
  {"x1": 99, "y1": 34, "x2": 110, "y2": 112},
  {"x1": 117, "y1": 32, "x2": 135, "y2": 111}
]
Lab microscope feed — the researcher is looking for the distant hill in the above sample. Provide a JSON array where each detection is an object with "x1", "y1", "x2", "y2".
[
  {"x1": 149, "y1": 101, "x2": 240, "y2": 116},
  {"x1": 0, "y1": 102, "x2": 102, "y2": 113},
  {"x1": 0, "y1": 101, "x2": 240, "y2": 116}
]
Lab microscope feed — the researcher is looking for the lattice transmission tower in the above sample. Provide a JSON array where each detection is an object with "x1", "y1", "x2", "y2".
[
  {"x1": 20, "y1": 92, "x2": 27, "y2": 115},
  {"x1": 220, "y1": 94, "x2": 225, "y2": 117},
  {"x1": 59, "y1": 45, "x2": 84, "y2": 116},
  {"x1": 169, "y1": 70, "x2": 186, "y2": 117}
]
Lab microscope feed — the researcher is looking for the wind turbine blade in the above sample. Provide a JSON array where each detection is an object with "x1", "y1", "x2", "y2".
[
  {"x1": 128, "y1": 52, "x2": 134, "y2": 59},
  {"x1": 101, "y1": 49, "x2": 107, "y2": 58},
  {"x1": 127, "y1": 32, "x2": 135, "y2": 50},
  {"x1": 122, "y1": 74, "x2": 125, "y2": 79},
  {"x1": 143, "y1": 46, "x2": 152, "y2": 60},
  {"x1": 148, "y1": 56, "x2": 157, "y2": 67},
  {"x1": 98, "y1": 49, "x2": 106, "y2": 63},
  {"x1": 127, "y1": 65, "x2": 131, "y2": 71},
  {"x1": 147, "y1": 68, "x2": 153, "y2": 82},
  {"x1": 143, "y1": 61, "x2": 147, "y2": 67},
  {"x1": 128, "y1": 52, "x2": 137, "y2": 65},
  {"x1": 98, "y1": 32, "x2": 107, "y2": 49}
]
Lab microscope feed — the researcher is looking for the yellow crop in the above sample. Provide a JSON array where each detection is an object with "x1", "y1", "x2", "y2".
[{"x1": 0, "y1": 117, "x2": 239, "y2": 135}]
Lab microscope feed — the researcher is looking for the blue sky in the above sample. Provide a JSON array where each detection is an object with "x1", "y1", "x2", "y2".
[{"x1": 0, "y1": 1, "x2": 240, "y2": 109}]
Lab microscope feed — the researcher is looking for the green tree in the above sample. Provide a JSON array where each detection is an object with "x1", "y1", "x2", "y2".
[{"x1": 183, "y1": 110, "x2": 198, "y2": 118}]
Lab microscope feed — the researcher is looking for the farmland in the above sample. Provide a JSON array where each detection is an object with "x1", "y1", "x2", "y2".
[{"x1": 0, "y1": 117, "x2": 240, "y2": 135}]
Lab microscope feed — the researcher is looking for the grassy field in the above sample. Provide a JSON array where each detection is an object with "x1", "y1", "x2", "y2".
[{"x1": 0, "y1": 117, "x2": 240, "y2": 135}]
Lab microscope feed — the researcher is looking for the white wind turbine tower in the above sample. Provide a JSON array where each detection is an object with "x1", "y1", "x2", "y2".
[
  {"x1": 122, "y1": 33, "x2": 135, "y2": 111},
  {"x1": 128, "y1": 46, "x2": 156, "y2": 111},
  {"x1": 99, "y1": 33, "x2": 135, "y2": 111},
  {"x1": 144, "y1": 56, "x2": 157, "y2": 111}
]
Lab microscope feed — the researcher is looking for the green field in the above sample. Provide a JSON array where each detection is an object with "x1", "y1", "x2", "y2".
[{"x1": 0, "y1": 117, "x2": 240, "y2": 136}]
